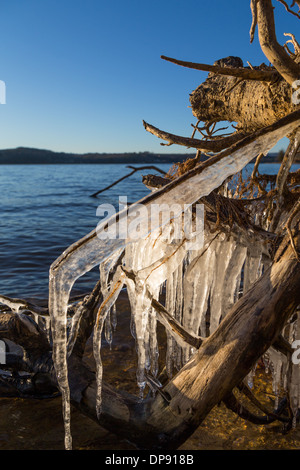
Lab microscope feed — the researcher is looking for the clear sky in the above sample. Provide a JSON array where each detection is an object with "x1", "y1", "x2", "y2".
[{"x1": 0, "y1": 0, "x2": 298, "y2": 155}]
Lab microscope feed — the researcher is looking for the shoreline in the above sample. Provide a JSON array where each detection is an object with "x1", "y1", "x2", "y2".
[{"x1": 0, "y1": 147, "x2": 286, "y2": 165}]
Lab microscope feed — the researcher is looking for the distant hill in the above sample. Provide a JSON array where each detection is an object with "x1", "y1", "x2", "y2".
[
  {"x1": 0, "y1": 147, "x2": 196, "y2": 165},
  {"x1": 0, "y1": 147, "x2": 285, "y2": 165}
]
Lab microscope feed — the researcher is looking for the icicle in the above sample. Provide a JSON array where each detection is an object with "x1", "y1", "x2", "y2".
[
  {"x1": 239, "y1": 243, "x2": 267, "y2": 385},
  {"x1": 287, "y1": 313, "x2": 300, "y2": 425},
  {"x1": 134, "y1": 287, "x2": 152, "y2": 396},
  {"x1": 126, "y1": 279, "x2": 152, "y2": 396},
  {"x1": 44, "y1": 315, "x2": 51, "y2": 341},
  {"x1": 124, "y1": 217, "x2": 194, "y2": 381},
  {"x1": 165, "y1": 265, "x2": 183, "y2": 374},
  {"x1": 174, "y1": 264, "x2": 184, "y2": 370},
  {"x1": 265, "y1": 347, "x2": 287, "y2": 410},
  {"x1": 48, "y1": 118, "x2": 299, "y2": 448},
  {"x1": 149, "y1": 305, "x2": 159, "y2": 377},
  {"x1": 148, "y1": 284, "x2": 160, "y2": 378},
  {"x1": 243, "y1": 246, "x2": 263, "y2": 294},
  {"x1": 100, "y1": 248, "x2": 124, "y2": 348},
  {"x1": 111, "y1": 303, "x2": 117, "y2": 330},
  {"x1": 246, "y1": 363, "x2": 257, "y2": 389},
  {"x1": 182, "y1": 233, "x2": 217, "y2": 341},
  {"x1": 209, "y1": 235, "x2": 248, "y2": 334},
  {"x1": 67, "y1": 299, "x2": 89, "y2": 357},
  {"x1": 165, "y1": 270, "x2": 175, "y2": 377},
  {"x1": 67, "y1": 248, "x2": 124, "y2": 356},
  {"x1": 93, "y1": 266, "x2": 125, "y2": 418}
]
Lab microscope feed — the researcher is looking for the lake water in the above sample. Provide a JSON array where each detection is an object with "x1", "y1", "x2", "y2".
[
  {"x1": 1, "y1": 162, "x2": 299, "y2": 300},
  {"x1": 1, "y1": 161, "x2": 300, "y2": 451},
  {"x1": 0, "y1": 163, "x2": 169, "y2": 299}
]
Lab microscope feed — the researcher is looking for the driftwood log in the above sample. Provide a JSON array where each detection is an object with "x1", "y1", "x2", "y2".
[{"x1": 1, "y1": 0, "x2": 300, "y2": 450}]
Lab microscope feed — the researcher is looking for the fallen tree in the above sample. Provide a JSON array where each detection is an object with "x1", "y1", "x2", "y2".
[{"x1": 1, "y1": 0, "x2": 300, "y2": 450}]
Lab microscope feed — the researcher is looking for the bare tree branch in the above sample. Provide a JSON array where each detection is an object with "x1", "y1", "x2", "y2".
[
  {"x1": 160, "y1": 55, "x2": 279, "y2": 82},
  {"x1": 224, "y1": 390, "x2": 289, "y2": 425},
  {"x1": 143, "y1": 120, "x2": 247, "y2": 152},
  {"x1": 284, "y1": 32, "x2": 300, "y2": 56},
  {"x1": 277, "y1": 0, "x2": 300, "y2": 19},
  {"x1": 250, "y1": 0, "x2": 259, "y2": 43},
  {"x1": 256, "y1": 0, "x2": 300, "y2": 85},
  {"x1": 90, "y1": 165, "x2": 167, "y2": 197},
  {"x1": 143, "y1": 109, "x2": 300, "y2": 153}
]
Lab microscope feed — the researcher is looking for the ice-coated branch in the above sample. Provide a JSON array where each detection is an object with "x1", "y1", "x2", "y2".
[
  {"x1": 276, "y1": 128, "x2": 300, "y2": 196},
  {"x1": 67, "y1": 280, "x2": 102, "y2": 358},
  {"x1": 285, "y1": 199, "x2": 300, "y2": 260},
  {"x1": 151, "y1": 298, "x2": 203, "y2": 349},
  {"x1": 0, "y1": 294, "x2": 48, "y2": 316}
]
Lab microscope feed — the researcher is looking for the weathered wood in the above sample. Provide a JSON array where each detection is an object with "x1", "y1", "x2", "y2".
[
  {"x1": 256, "y1": 0, "x2": 300, "y2": 85},
  {"x1": 190, "y1": 61, "x2": 293, "y2": 134}
]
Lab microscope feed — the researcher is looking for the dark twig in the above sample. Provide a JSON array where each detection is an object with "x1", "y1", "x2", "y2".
[
  {"x1": 238, "y1": 381, "x2": 290, "y2": 423},
  {"x1": 161, "y1": 55, "x2": 278, "y2": 82},
  {"x1": 90, "y1": 165, "x2": 167, "y2": 198},
  {"x1": 277, "y1": 0, "x2": 300, "y2": 19},
  {"x1": 224, "y1": 390, "x2": 289, "y2": 425},
  {"x1": 143, "y1": 120, "x2": 246, "y2": 152},
  {"x1": 250, "y1": 0, "x2": 259, "y2": 43}
]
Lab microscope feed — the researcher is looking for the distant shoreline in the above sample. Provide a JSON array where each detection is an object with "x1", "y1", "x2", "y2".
[
  {"x1": 0, "y1": 161, "x2": 283, "y2": 164},
  {"x1": 0, "y1": 146, "x2": 284, "y2": 165}
]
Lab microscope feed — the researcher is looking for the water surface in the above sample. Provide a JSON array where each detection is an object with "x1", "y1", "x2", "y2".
[
  {"x1": 1, "y1": 162, "x2": 300, "y2": 451},
  {"x1": 1, "y1": 162, "x2": 299, "y2": 299}
]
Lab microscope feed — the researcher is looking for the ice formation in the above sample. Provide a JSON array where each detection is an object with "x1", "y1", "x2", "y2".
[{"x1": 48, "y1": 118, "x2": 300, "y2": 449}]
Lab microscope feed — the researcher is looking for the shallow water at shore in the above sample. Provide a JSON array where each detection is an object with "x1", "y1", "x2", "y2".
[{"x1": 1, "y1": 292, "x2": 300, "y2": 450}]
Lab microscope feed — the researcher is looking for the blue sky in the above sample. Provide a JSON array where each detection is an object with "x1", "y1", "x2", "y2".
[{"x1": 0, "y1": 0, "x2": 298, "y2": 154}]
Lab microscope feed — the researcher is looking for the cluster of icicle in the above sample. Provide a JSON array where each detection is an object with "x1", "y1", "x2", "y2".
[
  {"x1": 48, "y1": 117, "x2": 300, "y2": 449},
  {"x1": 94, "y1": 221, "x2": 272, "y2": 401},
  {"x1": 254, "y1": 191, "x2": 300, "y2": 427}
]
